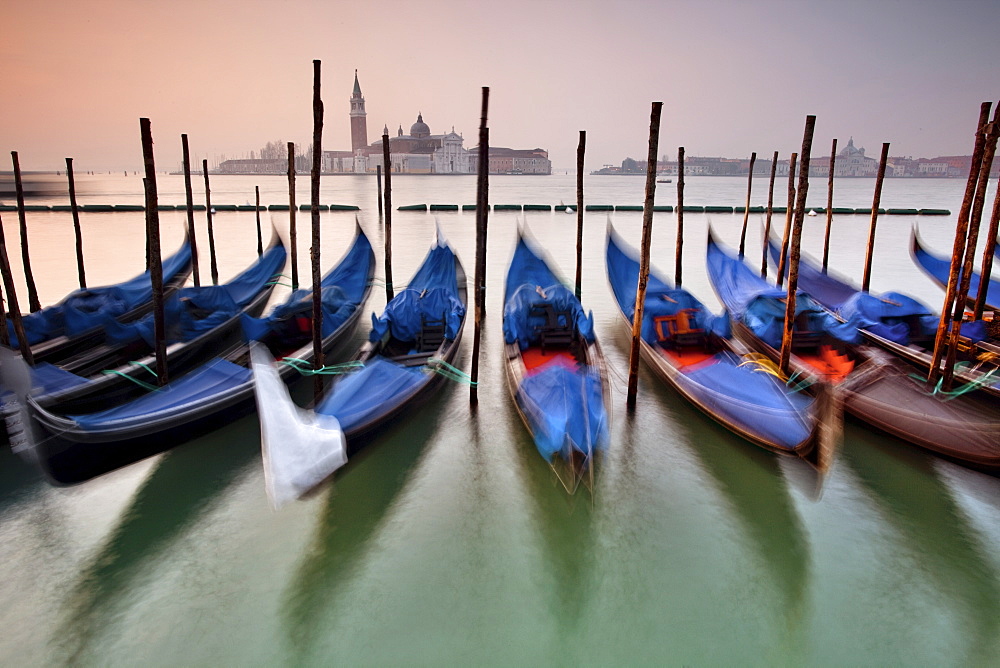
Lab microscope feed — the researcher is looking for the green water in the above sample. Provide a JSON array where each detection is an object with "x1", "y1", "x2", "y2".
[{"x1": 1, "y1": 175, "x2": 998, "y2": 665}]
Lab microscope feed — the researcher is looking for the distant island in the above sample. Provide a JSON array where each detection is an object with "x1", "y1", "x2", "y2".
[{"x1": 594, "y1": 138, "x2": 998, "y2": 178}]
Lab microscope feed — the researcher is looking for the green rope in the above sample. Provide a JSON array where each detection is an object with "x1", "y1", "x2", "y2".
[
  {"x1": 911, "y1": 365, "x2": 999, "y2": 400},
  {"x1": 785, "y1": 371, "x2": 815, "y2": 394},
  {"x1": 279, "y1": 358, "x2": 365, "y2": 376},
  {"x1": 100, "y1": 369, "x2": 161, "y2": 392},
  {"x1": 127, "y1": 360, "x2": 159, "y2": 376},
  {"x1": 426, "y1": 357, "x2": 478, "y2": 386}
]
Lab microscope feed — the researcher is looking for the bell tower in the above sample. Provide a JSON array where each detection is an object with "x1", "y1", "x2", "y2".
[{"x1": 350, "y1": 70, "x2": 368, "y2": 153}]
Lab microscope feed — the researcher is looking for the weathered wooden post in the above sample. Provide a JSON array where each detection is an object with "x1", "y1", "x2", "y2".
[
  {"x1": 382, "y1": 131, "x2": 394, "y2": 303},
  {"x1": 65, "y1": 157, "x2": 86, "y2": 288},
  {"x1": 974, "y1": 167, "x2": 1000, "y2": 319},
  {"x1": 775, "y1": 152, "x2": 798, "y2": 287},
  {"x1": 626, "y1": 101, "x2": 663, "y2": 411},
  {"x1": 738, "y1": 152, "x2": 757, "y2": 258},
  {"x1": 181, "y1": 134, "x2": 201, "y2": 287},
  {"x1": 675, "y1": 147, "x2": 685, "y2": 286},
  {"x1": 574, "y1": 130, "x2": 586, "y2": 300},
  {"x1": 470, "y1": 87, "x2": 490, "y2": 405},
  {"x1": 376, "y1": 165, "x2": 383, "y2": 219},
  {"x1": 821, "y1": 138, "x2": 837, "y2": 272},
  {"x1": 761, "y1": 150, "x2": 779, "y2": 277},
  {"x1": 202, "y1": 159, "x2": 218, "y2": 285},
  {"x1": 0, "y1": 212, "x2": 32, "y2": 362},
  {"x1": 10, "y1": 152, "x2": 41, "y2": 312},
  {"x1": 0, "y1": 283, "x2": 8, "y2": 348},
  {"x1": 140, "y1": 118, "x2": 168, "y2": 385},
  {"x1": 779, "y1": 116, "x2": 816, "y2": 376},
  {"x1": 928, "y1": 102, "x2": 992, "y2": 385},
  {"x1": 861, "y1": 142, "x2": 891, "y2": 292},
  {"x1": 287, "y1": 141, "x2": 298, "y2": 290},
  {"x1": 310, "y1": 59, "x2": 325, "y2": 398},
  {"x1": 942, "y1": 104, "x2": 1000, "y2": 388},
  {"x1": 255, "y1": 185, "x2": 263, "y2": 256}
]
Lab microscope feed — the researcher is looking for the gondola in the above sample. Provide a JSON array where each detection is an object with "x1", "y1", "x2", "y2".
[
  {"x1": 502, "y1": 231, "x2": 609, "y2": 493},
  {"x1": 606, "y1": 225, "x2": 832, "y2": 464},
  {"x1": 4, "y1": 225, "x2": 374, "y2": 484},
  {"x1": 708, "y1": 230, "x2": 1000, "y2": 473},
  {"x1": 766, "y1": 234, "x2": 1000, "y2": 399},
  {"x1": 250, "y1": 230, "x2": 467, "y2": 505},
  {"x1": 20, "y1": 228, "x2": 287, "y2": 416},
  {"x1": 911, "y1": 228, "x2": 1000, "y2": 310},
  {"x1": 6, "y1": 232, "x2": 193, "y2": 362}
]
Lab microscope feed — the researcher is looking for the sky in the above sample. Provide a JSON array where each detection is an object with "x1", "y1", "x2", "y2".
[{"x1": 1, "y1": 0, "x2": 998, "y2": 172}]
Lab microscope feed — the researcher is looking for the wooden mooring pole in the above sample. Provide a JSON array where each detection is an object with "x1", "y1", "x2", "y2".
[
  {"x1": 974, "y1": 148, "x2": 1000, "y2": 319},
  {"x1": 181, "y1": 134, "x2": 201, "y2": 287},
  {"x1": 10, "y1": 152, "x2": 40, "y2": 312},
  {"x1": 761, "y1": 151, "x2": 778, "y2": 277},
  {"x1": 470, "y1": 86, "x2": 490, "y2": 405},
  {"x1": 942, "y1": 104, "x2": 1000, "y2": 389},
  {"x1": 861, "y1": 142, "x2": 891, "y2": 292},
  {"x1": 255, "y1": 185, "x2": 263, "y2": 256},
  {"x1": 779, "y1": 116, "x2": 816, "y2": 376},
  {"x1": 288, "y1": 142, "x2": 298, "y2": 291},
  {"x1": 202, "y1": 159, "x2": 218, "y2": 285},
  {"x1": 626, "y1": 101, "x2": 663, "y2": 411},
  {"x1": 675, "y1": 147, "x2": 685, "y2": 286},
  {"x1": 574, "y1": 130, "x2": 586, "y2": 300},
  {"x1": 821, "y1": 139, "x2": 837, "y2": 273},
  {"x1": 775, "y1": 152, "x2": 797, "y2": 287},
  {"x1": 928, "y1": 102, "x2": 992, "y2": 385},
  {"x1": 66, "y1": 157, "x2": 86, "y2": 288},
  {"x1": 310, "y1": 59, "x2": 325, "y2": 398},
  {"x1": 0, "y1": 211, "x2": 32, "y2": 362},
  {"x1": 140, "y1": 118, "x2": 167, "y2": 385},
  {"x1": 382, "y1": 131, "x2": 394, "y2": 303},
  {"x1": 376, "y1": 165, "x2": 383, "y2": 219},
  {"x1": 738, "y1": 152, "x2": 757, "y2": 258}
]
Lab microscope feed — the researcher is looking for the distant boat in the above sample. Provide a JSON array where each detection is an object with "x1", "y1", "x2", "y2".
[{"x1": 657, "y1": 178, "x2": 672, "y2": 183}]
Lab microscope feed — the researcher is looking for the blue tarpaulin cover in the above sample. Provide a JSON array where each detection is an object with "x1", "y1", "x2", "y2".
[
  {"x1": 98, "y1": 239, "x2": 286, "y2": 347},
  {"x1": 505, "y1": 234, "x2": 608, "y2": 462},
  {"x1": 315, "y1": 237, "x2": 464, "y2": 435},
  {"x1": 913, "y1": 231, "x2": 1000, "y2": 310},
  {"x1": 707, "y1": 234, "x2": 859, "y2": 348},
  {"x1": 8, "y1": 235, "x2": 193, "y2": 347},
  {"x1": 606, "y1": 227, "x2": 815, "y2": 452}
]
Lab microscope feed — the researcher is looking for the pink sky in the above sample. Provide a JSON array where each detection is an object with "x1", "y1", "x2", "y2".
[{"x1": 1, "y1": 0, "x2": 997, "y2": 172}]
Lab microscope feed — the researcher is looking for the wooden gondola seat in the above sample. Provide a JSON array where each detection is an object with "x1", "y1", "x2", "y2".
[
  {"x1": 530, "y1": 304, "x2": 574, "y2": 353},
  {"x1": 654, "y1": 308, "x2": 703, "y2": 347},
  {"x1": 416, "y1": 313, "x2": 447, "y2": 352}
]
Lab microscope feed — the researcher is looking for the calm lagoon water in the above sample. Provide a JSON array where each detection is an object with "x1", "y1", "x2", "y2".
[{"x1": 1, "y1": 173, "x2": 998, "y2": 666}]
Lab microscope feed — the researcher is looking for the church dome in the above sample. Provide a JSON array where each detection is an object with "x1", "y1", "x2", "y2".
[{"x1": 410, "y1": 113, "x2": 431, "y2": 138}]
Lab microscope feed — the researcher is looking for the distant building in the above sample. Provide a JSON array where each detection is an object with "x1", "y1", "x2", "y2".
[{"x1": 468, "y1": 146, "x2": 551, "y2": 174}]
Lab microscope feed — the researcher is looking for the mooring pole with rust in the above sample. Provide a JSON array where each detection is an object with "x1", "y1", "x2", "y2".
[
  {"x1": 942, "y1": 104, "x2": 1000, "y2": 389},
  {"x1": 861, "y1": 143, "x2": 891, "y2": 292},
  {"x1": 779, "y1": 116, "x2": 816, "y2": 376},
  {"x1": 973, "y1": 107, "x2": 1000, "y2": 319},
  {"x1": 626, "y1": 101, "x2": 663, "y2": 411},
  {"x1": 775, "y1": 152, "x2": 797, "y2": 287},
  {"x1": 310, "y1": 59, "x2": 325, "y2": 397},
  {"x1": 469, "y1": 86, "x2": 490, "y2": 405},
  {"x1": 0, "y1": 281, "x2": 9, "y2": 348},
  {"x1": 574, "y1": 130, "x2": 586, "y2": 300},
  {"x1": 382, "y1": 132, "x2": 394, "y2": 303},
  {"x1": 10, "y1": 152, "x2": 40, "y2": 312},
  {"x1": 181, "y1": 134, "x2": 201, "y2": 287},
  {"x1": 376, "y1": 165, "x2": 383, "y2": 219},
  {"x1": 287, "y1": 142, "x2": 298, "y2": 291},
  {"x1": 0, "y1": 212, "x2": 32, "y2": 362},
  {"x1": 255, "y1": 185, "x2": 263, "y2": 256},
  {"x1": 761, "y1": 151, "x2": 779, "y2": 277},
  {"x1": 202, "y1": 159, "x2": 218, "y2": 285},
  {"x1": 928, "y1": 102, "x2": 992, "y2": 385},
  {"x1": 675, "y1": 146, "x2": 685, "y2": 286},
  {"x1": 66, "y1": 157, "x2": 86, "y2": 288},
  {"x1": 738, "y1": 152, "x2": 757, "y2": 258},
  {"x1": 821, "y1": 139, "x2": 838, "y2": 273},
  {"x1": 140, "y1": 118, "x2": 167, "y2": 385}
]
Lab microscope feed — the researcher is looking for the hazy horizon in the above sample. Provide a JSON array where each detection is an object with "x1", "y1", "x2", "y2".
[{"x1": 2, "y1": 0, "x2": 998, "y2": 173}]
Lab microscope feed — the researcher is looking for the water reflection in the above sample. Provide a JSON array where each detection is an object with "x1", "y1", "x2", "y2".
[
  {"x1": 280, "y1": 392, "x2": 443, "y2": 663},
  {"x1": 842, "y1": 425, "x2": 1000, "y2": 665},
  {"x1": 56, "y1": 417, "x2": 260, "y2": 663}
]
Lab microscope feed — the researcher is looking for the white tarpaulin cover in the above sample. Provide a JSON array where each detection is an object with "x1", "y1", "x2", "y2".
[{"x1": 250, "y1": 343, "x2": 347, "y2": 509}]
